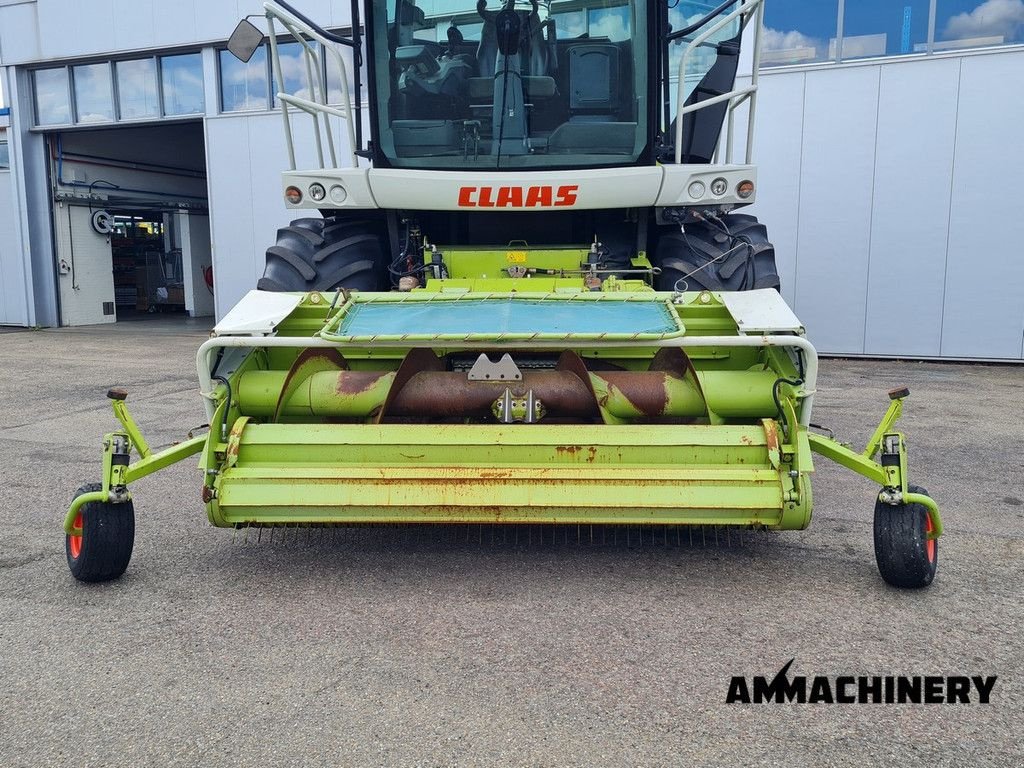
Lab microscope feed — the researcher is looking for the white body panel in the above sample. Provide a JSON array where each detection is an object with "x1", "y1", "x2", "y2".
[
  {"x1": 281, "y1": 164, "x2": 758, "y2": 212},
  {"x1": 721, "y1": 289, "x2": 804, "y2": 334},
  {"x1": 213, "y1": 289, "x2": 303, "y2": 336}
]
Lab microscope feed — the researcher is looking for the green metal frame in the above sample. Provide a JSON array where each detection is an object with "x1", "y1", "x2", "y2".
[
  {"x1": 63, "y1": 399, "x2": 205, "y2": 535},
  {"x1": 807, "y1": 393, "x2": 942, "y2": 539},
  {"x1": 64, "y1": 286, "x2": 940, "y2": 541},
  {"x1": 318, "y1": 291, "x2": 688, "y2": 345}
]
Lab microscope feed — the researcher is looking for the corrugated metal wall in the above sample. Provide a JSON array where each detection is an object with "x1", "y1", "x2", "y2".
[
  {"x1": 0, "y1": 168, "x2": 31, "y2": 326},
  {"x1": 746, "y1": 49, "x2": 1024, "y2": 360}
]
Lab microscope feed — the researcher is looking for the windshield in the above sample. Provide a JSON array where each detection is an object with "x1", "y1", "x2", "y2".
[{"x1": 372, "y1": 0, "x2": 648, "y2": 169}]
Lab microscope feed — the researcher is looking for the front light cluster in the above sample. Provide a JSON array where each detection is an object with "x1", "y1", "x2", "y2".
[{"x1": 285, "y1": 182, "x2": 348, "y2": 205}]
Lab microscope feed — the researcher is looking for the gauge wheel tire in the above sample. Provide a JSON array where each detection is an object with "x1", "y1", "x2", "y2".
[
  {"x1": 258, "y1": 215, "x2": 387, "y2": 293},
  {"x1": 66, "y1": 483, "x2": 135, "y2": 583},
  {"x1": 873, "y1": 484, "x2": 938, "y2": 589},
  {"x1": 654, "y1": 213, "x2": 781, "y2": 292}
]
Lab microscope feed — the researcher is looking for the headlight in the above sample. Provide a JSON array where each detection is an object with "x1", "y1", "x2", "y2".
[
  {"x1": 308, "y1": 183, "x2": 327, "y2": 202},
  {"x1": 687, "y1": 181, "x2": 707, "y2": 199},
  {"x1": 710, "y1": 177, "x2": 728, "y2": 196},
  {"x1": 329, "y1": 185, "x2": 347, "y2": 204}
]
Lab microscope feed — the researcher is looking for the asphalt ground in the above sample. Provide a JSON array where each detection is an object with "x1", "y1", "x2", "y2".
[{"x1": 0, "y1": 319, "x2": 1021, "y2": 767}]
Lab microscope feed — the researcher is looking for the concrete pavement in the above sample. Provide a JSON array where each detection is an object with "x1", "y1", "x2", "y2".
[{"x1": 1, "y1": 321, "x2": 1021, "y2": 766}]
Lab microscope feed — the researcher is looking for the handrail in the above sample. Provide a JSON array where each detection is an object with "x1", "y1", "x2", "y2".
[
  {"x1": 673, "y1": 0, "x2": 764, "y2": 165},
  {"x1": 263, "y1": 1, "x2": 358, "y2": 169}
]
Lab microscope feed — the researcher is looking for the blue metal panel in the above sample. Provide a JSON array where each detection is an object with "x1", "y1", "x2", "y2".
[{"x1": 339, "y1": 299, "x2": 680, "y2": 338}]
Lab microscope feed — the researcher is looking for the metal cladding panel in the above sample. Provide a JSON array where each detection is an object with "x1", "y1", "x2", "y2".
[
  {"x1": 9, "y1": 1, "x2": 351, "y2": 65},
  {"x1": 792, "y1": 66, "x2": 880, "y2": 355},
  {"x1": 205, "y1": 116, "x2": 258, "y2": 319},
  {"x1": 738, "y1": 72, "x2": 805, "y2": 308},
  {"x1": 0, "y1": 171, "x2": 30, "y2": 326},
  {"x1": 0, "y1": 2, "x2": 40, "y2": 64},
  {"x1": 941, "y1": 52, "x2": 1024, "y2": 359},
  {"x1": 865, "y1": 57, "x2": 960, "y2": 358}
]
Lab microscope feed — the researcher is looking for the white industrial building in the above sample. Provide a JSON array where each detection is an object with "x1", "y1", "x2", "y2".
[{"x1": 0, "y1": 0, "x2": 1022, "y2": 361}]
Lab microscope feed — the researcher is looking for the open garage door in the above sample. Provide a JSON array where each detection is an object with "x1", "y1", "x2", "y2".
[{"x1": 49, "y1": 122, "x2": 213, "y2": 326}]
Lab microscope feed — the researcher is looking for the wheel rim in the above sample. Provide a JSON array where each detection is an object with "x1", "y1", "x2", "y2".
[
  {"x1": 925, "y1": 512, "x2": 936, "y2": 563},
  {"x1": 69, "y1": 513, "x2": 83, "y2": 559}
]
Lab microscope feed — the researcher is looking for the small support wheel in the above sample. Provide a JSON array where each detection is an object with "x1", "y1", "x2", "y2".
[
  {"x1": 873, "y1": 484, "x2": 937, "y2": 589},
  {"x1": 66, "y1": 483, "x2": 135, "y2": 583}
]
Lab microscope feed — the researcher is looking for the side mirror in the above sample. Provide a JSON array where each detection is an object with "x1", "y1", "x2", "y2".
[{"x1": 227, "y1": 18, "x2": 264, "y2": 63}]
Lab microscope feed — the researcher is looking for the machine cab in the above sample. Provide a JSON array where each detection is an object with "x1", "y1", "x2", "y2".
[{"x1": 370, "y1": 0, "x2": 651, "y2": 169}]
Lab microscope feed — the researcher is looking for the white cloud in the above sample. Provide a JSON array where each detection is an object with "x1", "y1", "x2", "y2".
[
  {"x1": 943, "y1": 0, "x2": 1024, "y2": 42},
  {"x1": 762, "y1": 26, "x2": 821, "y2": 53},
  {"x1": 588, "y1": 8, "x2": 630, "y2": 42}
]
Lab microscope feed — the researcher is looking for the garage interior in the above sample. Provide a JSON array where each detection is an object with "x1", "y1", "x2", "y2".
[{"x1": 49, "y1": 122, "x2": 213, "y2": 326}]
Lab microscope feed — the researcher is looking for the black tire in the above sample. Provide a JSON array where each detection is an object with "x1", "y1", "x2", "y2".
[
  {"x1": 654, "y1": 213, "x2": 781, "y2": 292},
  {"x1": 873, "y1": 484, "x2": 938, "y2": 589},
  {"x1": 65, "y1": 483, "x2": 135, "y2": 583},
  {"x1": 258, "y1": 214, "x2": 387, "y2": 293}
]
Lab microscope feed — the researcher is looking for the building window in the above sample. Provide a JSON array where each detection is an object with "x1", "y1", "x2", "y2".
[
  {"x1": 761, "y1": 1, "x2": 839, "y2": 66},
  {"x1": 220, "y1": 45, "x2": 270, "y2": 112},
  {"x1": 72, "y1": 62, "x2": 115, "y2": 123},
  {"x1": 0, "y1": 141, "x2": 9, "y2": 169},
  {"x1": 34, "y1": 67, "x2": 72, "y2": 125},
  {"x1": 325, "y1": 40, "x2": 365, "y2": 105},
  {"x1": 935, "y1": 0, "x2": 1024, "y2": 51},
  {"x1": 761, "y1": 0, "x2": 1024, "y2": 68},
  {"x1": 161, "y1": 53, "x2": 205, "y2": 115},
  {"x1": 116, "y1": 58, "x2": 160, "y2": 120},
  {"x1": 842, "y1": 0, "x2": 931, "y2": 59},
  {"x1": 272, "y1": 41, "x2": 313, "y2": 105}
]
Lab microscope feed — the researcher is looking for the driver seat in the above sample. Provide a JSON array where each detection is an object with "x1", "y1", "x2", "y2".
[{"x1": 477, "y1": 5, "x2": 550, "y2": 78}]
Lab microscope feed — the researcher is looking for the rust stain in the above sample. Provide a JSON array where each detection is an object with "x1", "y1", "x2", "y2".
[
  {"x1": 740, "y1": 435, "x2": 753, "y2": 446},
  {"x1": 478, "y1": 470, "x2": 514, "y2": 479},
  {"x1": 763, "y1": 420, "x2": 780, "y2": 453},
  {"x1": 586, "y1": 446, "x2": 598, "y2": 463},
  {"x1": 334, "y1": 371, "x2": 388, "y2": 396},
  {"x1": 556, "y1": 445, "x2": 582, "y2": 456}
]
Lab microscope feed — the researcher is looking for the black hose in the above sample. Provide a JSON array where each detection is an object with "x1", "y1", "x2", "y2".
[
  {"x1": 212, "y1": 375, "x2": 233, "y2": 441},
  {"x1": 772, "y1": 377, "x2": 803, "y2": 440},
  {"x1": 667, "y1": 0, "x2": 742, "y2": 41}
]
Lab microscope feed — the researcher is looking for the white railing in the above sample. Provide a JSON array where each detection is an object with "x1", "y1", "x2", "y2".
[
  {"x1": 674, "y1": 0, "x2": 765, "y2": 165},
  {"x1": 264, "y1": 1, "x2": 357, "y2": 169}
]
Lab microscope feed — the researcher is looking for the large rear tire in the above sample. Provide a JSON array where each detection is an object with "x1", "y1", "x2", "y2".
[
  {"x1": 258, "y1": 214, "x2": 387, "y2": 293},
  {"x1": 654, "y1": 213, "x2": 781, "y2": 292}
]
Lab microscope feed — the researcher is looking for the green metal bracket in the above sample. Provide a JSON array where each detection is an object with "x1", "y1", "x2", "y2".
[
  {"x1": 63, "y1": 389, "x2": 209, "y2": 535},
  {"x1": 808, "y1": 388, "x2": 942, "y2": 540},
  {"x1": 109, "y1": 392, "x2": 152, "y2": 459},
  {"x1": 863, "y1": 391, "x2": 905, "y2": 459}
]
